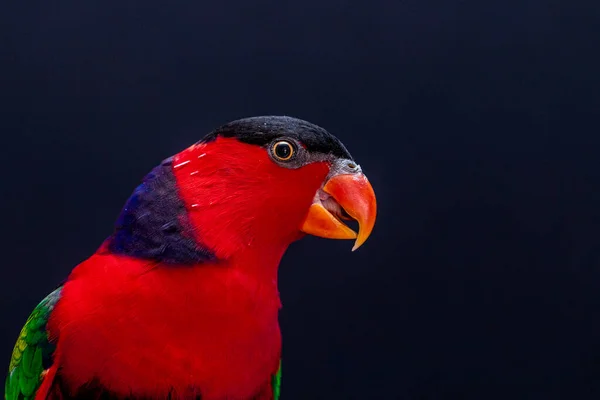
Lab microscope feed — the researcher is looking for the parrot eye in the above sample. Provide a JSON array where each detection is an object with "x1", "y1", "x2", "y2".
[{"x1": 271, "y1": 140, "x2": 295, "y2": 161}]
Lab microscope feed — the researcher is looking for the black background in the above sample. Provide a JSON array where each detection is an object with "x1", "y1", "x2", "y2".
[{"x1": 2, "y1": 0, "x2": 600, "y2": 398}]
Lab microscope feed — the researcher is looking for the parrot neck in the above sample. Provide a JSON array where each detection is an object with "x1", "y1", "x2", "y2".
[
  {"x1": 100, "y1": 150, "x2": 298, "y2": 285},
  {"x1": 106, "y1": 137, "x2": 326, "y2": 276},
  {"x1": 226, "y1": 241, "x2": 292, "y2": 287},
  {"x1": 106, "y1": 157, "x2": 217, "y2": 265}
]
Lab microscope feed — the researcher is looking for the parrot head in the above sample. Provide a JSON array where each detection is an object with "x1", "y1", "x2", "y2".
[{"x1": 109, "y1": 116, "x2": 377, "y2": 264}]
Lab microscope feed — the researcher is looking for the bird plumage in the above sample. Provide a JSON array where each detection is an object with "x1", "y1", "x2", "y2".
[{"x1": 5, "y1": 116, "x2": 376, "y2": 400}]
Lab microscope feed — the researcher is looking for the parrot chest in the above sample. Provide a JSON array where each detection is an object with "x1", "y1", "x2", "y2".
[{"x1": 53, "y1": 259, "x2": 281, "y2": 399}]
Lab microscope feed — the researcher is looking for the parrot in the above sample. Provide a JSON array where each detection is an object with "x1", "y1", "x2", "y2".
[{"x1": 5, "y1": 116, "x2": 377, "y2": 400}]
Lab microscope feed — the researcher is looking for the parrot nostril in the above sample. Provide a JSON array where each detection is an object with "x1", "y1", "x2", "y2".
[{"x1": 346, "y1": 161, "x2": 358, "y2": 171}]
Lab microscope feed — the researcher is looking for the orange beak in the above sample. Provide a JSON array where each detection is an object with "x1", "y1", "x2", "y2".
[{"x1": 300, "y1": 173, "x2": 377, "y2": 251}]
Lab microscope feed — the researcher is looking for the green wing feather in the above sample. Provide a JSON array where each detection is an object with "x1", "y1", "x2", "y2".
[
  {"x1": 271, "y1": 360, "x2": 281, "y2": 400},
  {"x1": 5, "y1": 288, "x2": 62, "y2": 400}
]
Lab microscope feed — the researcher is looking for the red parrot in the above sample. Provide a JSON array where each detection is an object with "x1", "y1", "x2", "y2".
[{"x1": 5, "y1": 116, "x2": 377, "y2": 400}]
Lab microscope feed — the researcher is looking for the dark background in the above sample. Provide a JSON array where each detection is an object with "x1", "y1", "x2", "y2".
[{"x1": 2, "y1": 0, "x2": 600, "y2": 398}]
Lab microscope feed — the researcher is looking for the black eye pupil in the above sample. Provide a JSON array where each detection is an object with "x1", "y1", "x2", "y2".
[{"x1": 275, "y1": 142, "x2": 292, "y2": 159}]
